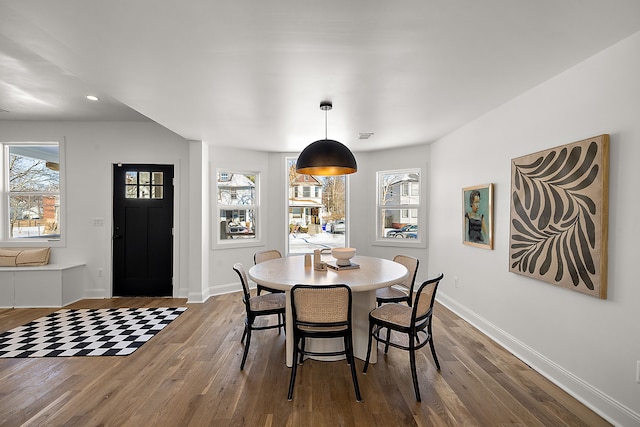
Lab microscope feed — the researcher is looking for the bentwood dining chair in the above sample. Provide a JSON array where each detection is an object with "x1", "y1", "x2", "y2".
[
  {"x1": 233, "y1": 263, "x2": 286, "y2": 370},
  {"x1": 364, "y1": 273, "x2": 444, "y2": 401},
  {"x1": 253, "y1": 250, "x2": 284, "y2": 295},
  {"x1": 375, "y1": 255, "x2": 419, "y2": 306},
  {"x1": 288, "y1": 284, "x2": 362, "y2": 402}
]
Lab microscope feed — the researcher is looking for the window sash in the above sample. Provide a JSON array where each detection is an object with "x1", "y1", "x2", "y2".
[
  {"x1": 216, "y1": 171, "x2": 259, "y2": 243},
  {"x1": 376, "y1": 169, "x2": 421, "y2": 241},
  {"x1": 3, "y1": 141, "x2": 63, "y2": 244}
]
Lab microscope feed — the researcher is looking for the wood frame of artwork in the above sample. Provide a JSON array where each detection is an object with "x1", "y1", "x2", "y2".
[
  {"x1": 509, "y1": 134, "x2": 609, "y2": 299},
  {"x1": 462, "y1": 183, "x2": 493, "y2": 249}
]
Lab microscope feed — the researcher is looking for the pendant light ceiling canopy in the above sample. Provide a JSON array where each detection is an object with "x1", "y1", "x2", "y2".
[{"x1": 296, "y1": 101, "x2": 357, "y2": 176}]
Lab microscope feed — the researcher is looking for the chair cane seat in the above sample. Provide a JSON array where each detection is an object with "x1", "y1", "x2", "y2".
[
  {"x1": 370, "y1": 303, "x2": 413, "y2": 328},
  {"x1": 249, "y1": 292, "x2": 286, "y2": 312}
]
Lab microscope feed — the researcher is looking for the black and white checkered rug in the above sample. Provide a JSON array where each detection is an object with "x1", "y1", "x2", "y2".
[{"x1": 0, "y1": 307, "x2": 187, "y2": 358}]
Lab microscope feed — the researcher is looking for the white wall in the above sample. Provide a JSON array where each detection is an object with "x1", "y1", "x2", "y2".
[
  {"x1": 348, "y1": 145, "x2": 433, "y2": 285},
  {"x1": 428, "y1": 32, "x2": 640, "y2": 425},
  {"x1": 205, "y1": 145, "x2": 275, "y2": 296},
  {"x1": 0, "y1": 121, "x2": 191, "y2": 300}
]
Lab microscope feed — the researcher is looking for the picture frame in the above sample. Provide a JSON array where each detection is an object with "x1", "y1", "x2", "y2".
[
  {"x1": 462, "y1": 183, "x2": 493, "y2": 249},
  {"x1": 508, "y1": 134, "x2": 609, "y2": 299}
]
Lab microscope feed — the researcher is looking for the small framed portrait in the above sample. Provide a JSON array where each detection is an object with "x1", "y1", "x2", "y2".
[{"x1": 462, "y1": 183, "x2": 493, "y2": 249}]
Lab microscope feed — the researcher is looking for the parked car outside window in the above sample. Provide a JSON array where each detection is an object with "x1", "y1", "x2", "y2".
[
  {"x1": 327, "y1": 220, "x2": 345, "y2": 234},
  {"x1": 386, "y1": 224, "x2": 417, "y2": 238},
  {"x1": 227, "y1": 223, "x2": 254, "y2": 237}
]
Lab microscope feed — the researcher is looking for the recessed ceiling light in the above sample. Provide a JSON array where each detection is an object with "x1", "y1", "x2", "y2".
[
  {"x1": 358, "y1": 132, "x2": 374, "y2": 140},
  {"x1": 86, "y1": 95, "x2": 99, "y2": 101}
]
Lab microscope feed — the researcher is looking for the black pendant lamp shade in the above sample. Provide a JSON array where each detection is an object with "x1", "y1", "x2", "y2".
[{"x1": 296, "y1": 101, "x2": 357, "y2": 176}]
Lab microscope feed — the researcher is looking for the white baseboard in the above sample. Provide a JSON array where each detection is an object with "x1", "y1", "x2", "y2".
[
  {"x1": 437, "y1": 292, "x2": 640, "y2": 427},
  {"x1": 185, "y1": 281, "x2": 244, "y2": 304},
  {"x1": 208, "y1": 281, "x2": 248, "y2": 297},
  {"x1": 84, "y1": 289, "x2": 106, "y2": 299}
]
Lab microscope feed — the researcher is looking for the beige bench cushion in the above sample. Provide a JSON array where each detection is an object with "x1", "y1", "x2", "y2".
[{"x1": 0, "y1": 248, "x2": 51, "y2": 267}]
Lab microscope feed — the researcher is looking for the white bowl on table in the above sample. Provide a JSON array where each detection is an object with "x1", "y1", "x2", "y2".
[{"x1": 332, "y1": 247, "x2": 356, "y2": 266}]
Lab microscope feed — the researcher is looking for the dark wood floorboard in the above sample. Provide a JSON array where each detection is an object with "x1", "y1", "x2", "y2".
[{"x1": 0, "y1": 294, "x2": 610, "y2": 426}]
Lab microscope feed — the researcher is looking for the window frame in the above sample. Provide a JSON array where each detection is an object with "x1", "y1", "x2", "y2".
[
  {"x1": 375, "y1": 168, "x2": 423, "y2": 247},
  {"x1": 285, "y1": 156, "x2": 348, "y2": 255},
  {"x1": 214, "y1": 169, "x2": 261, "y2": 247},
  {"x1": 0, "y1": 138, "x2": 66, "y2": 247}
]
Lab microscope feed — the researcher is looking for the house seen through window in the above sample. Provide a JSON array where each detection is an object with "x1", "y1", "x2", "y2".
[
  {"x1": 287, "y1": 157, "x2": 346, "y2": 254},
  {"x1": 216, "y1": 171, "x2": 258, "y2": 241},
  {"x1": 377, "y1": 169, "x2": 421, "y2": 241}
]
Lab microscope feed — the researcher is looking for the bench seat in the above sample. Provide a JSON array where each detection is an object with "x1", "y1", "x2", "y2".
[{"x1": 0, "y1": 263, "x2": 85, "y2": 308}]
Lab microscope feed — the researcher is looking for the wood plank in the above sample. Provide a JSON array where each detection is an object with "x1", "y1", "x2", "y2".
[{"x1": 0, "y1": 296, "x2": 610, "y2": 426}]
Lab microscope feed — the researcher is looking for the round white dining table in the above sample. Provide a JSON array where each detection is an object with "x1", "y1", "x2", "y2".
[{"x1": 248, "y1": 254, "x2": 408, "y2": 367}]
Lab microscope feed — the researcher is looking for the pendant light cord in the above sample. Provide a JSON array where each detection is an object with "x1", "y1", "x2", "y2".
[{"x1": 325, "y1": 108, "x2": 328, "y2": 140}]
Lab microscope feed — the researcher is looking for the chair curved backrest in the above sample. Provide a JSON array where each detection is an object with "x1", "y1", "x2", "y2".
[
  {"x1": 393, "y1": 255, "x2": 419, "y2": 305},
  {"x1": 291, "y1": 284, "x2": 351, "y2": 329},
  {"x1": 232, "y1": 262, "x2": 252, "y2": 310},
  {"x1": 254, "y1": 249, "x2": 282, "y2": 264},
  {"x1": 411, "y1": 273, "x2": 444, "y2": 328},
  {"x1": 253, "y1": 250, "x2": 284, "y2": 295}
]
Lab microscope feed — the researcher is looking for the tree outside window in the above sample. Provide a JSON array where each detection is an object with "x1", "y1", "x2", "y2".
[
  {"x1": 5, "y1": 143, "x2": 61, "y2": 240},
  {"x1": 287, "y1": 158, "x2": 346, "y2": 253},
  {"x1": 378, "y1": 169, "x2": 421, "y2": 240}
]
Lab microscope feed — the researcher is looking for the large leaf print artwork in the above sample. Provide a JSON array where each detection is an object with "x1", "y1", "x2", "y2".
[{"x1": 509, "y1": 135, "x2": 609, "y2": 298}]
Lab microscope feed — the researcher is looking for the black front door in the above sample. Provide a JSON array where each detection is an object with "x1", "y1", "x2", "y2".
[{"x1": 113, "y1": 164, "x2": 174, "y2": 296}]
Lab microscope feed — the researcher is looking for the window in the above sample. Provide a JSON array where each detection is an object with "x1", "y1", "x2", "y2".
[
  {"x1": 287, "y1": 157, "x2": 346, "y2": 254},
  {"x1": 2, "y1": 141, "x2": 63, "y2": 243},
  {"x1": 377, "y1": 169, "x2": 421, "y2": 241},
  {"x1": 216, "y1": 171, "x2": 258, "y2": 242}
]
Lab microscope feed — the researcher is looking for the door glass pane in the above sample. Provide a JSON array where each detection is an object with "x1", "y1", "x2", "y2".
[
  {"x1": 139, "y1": 172, "x2": 150, "y2": 185},
  {"x1": 126, "y1": 185, "x2": 138, "y2": 198},
  {"x1": 139, "y1": 186, "x2": 151, "y2": 199},
  {"x1": 152, "y1": 172, "x2": 163, "y2": 185},
  {"x1": 152, "y1": 186, "x2": 163, "y2": 199},
  {"x1": 126, "y1": 171, "x2": 137, "y2": 184}
]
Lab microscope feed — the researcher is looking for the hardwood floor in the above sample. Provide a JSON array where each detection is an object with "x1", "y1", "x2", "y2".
[{"x1": 0, "y1": 294, "x2": 609, "y2": 426}]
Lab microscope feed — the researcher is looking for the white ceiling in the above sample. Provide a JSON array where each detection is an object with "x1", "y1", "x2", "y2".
[{"x1": 1, "y1": 1, "x2": 640, "y2": 153}]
